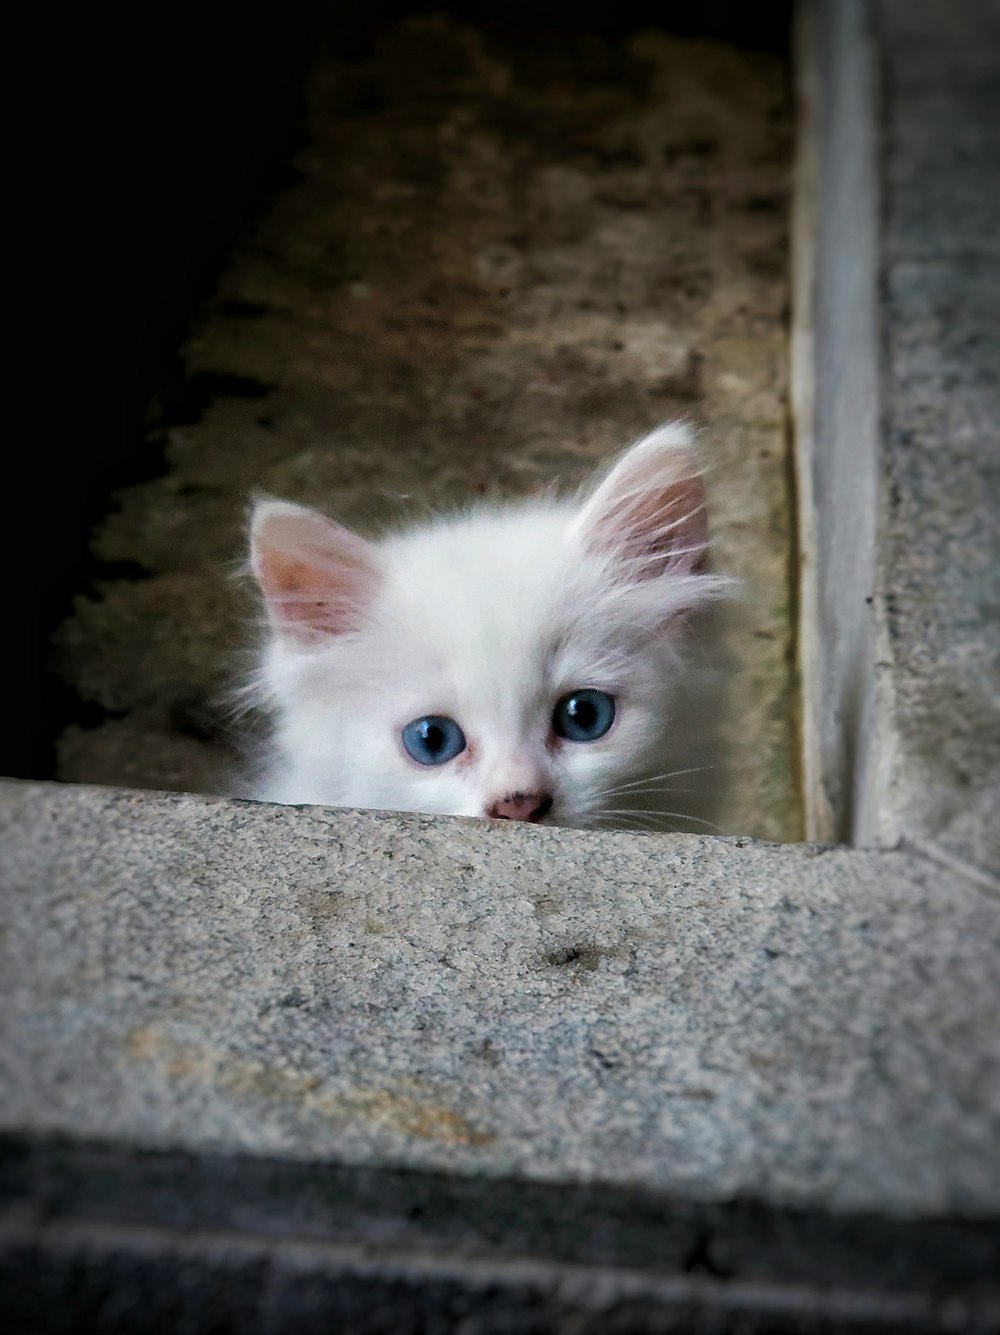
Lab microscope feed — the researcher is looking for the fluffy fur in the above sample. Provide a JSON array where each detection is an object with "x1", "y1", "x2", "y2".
[{"x1": 240, "y1": 423, "x2": 729, "y2": 828}]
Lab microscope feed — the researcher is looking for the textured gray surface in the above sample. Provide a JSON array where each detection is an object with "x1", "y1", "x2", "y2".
[
  {"x1": 790, "y1": 0, "x2": 1000, "y2": 862},
  {"x1": 874, "y1": 0, "x2": 1000, "y2": 873},
  {"x1": 2, "y1": 780, "x2": 998, "y2": 1219}
]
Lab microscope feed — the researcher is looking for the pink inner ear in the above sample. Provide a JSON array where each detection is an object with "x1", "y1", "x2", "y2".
[
  {"x1": 575, "y1": 428, "x2": 711, "y2": 580},
  {"x1": 612, "y1": 473, "x2": 709, "y2": 577},
  {"x1": 251, "y1": 505, "x2": 379, "y2": 640},
  {"x1": 581, "y1": 469, "x2": 709, "y2": 580}
]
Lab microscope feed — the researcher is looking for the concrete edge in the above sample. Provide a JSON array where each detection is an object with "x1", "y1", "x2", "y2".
[
  {"x1": 790, "y1": 0, "x2": 886, "y2": 845},
  {"x1": 789, "y1": 0, "x2": 824, "y2": 842}
]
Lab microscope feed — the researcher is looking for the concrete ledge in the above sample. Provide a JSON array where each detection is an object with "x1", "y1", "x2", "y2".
[{"x1": 2, "y1": 781, "x2": 998, "y2": 1222}]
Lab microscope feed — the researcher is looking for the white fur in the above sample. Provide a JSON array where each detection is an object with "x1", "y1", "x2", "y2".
[{"x1": 240, "y1": 424, "x2": 729, "y2": 827}]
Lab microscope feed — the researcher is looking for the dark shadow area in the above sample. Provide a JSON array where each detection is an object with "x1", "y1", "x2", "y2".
[
  {"x1": 14, "y1": 6, "x2": 320, "y2": 781},
  {"x1": 2, "y1": 1134, "x2": 997, "y2": 1332}
]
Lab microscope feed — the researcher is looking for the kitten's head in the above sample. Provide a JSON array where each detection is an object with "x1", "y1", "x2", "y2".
[{"x1": 247, "y1": 423, "x2": 727, "y2": 826}]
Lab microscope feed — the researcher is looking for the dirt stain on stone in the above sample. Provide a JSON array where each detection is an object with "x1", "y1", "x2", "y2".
[
  {"x1": 125, "y1": 1022, "x2": 493, "y2": 1147},
  {"x1": 544, "y1": 942, "x2": 610, "y2": 971}
]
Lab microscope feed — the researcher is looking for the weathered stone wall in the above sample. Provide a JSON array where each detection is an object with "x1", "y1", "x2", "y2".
[{"x1": 870, "y1": 0, "x2": 1000, "y2": 874}]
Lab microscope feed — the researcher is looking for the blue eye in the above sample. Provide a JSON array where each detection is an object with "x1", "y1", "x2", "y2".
[
  {"x1": 401, "y1": 715, "x2": 467, "y2": 766},
  {"x1": 552, "y1": 690, "x2": 616, "y2": 743}
]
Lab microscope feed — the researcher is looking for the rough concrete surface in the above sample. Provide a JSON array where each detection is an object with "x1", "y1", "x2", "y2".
[
  {"x1": 2, "y1": 781, "x2": 998, "y2": 1221},
  {"x1": 874, "y1": 0, "x2": 1000, "y2": 875},
  {"x1": 51, "y1": 13, "x2": 801, "y2": 842}
]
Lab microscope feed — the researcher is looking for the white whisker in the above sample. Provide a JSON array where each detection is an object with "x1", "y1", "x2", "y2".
[
  {"x1": 595, "y1": 806, "x2": 724, "y2": 832},
  {"x1": 594, "y1": 784, "x2": 698, "y2": 800},
  {"x1": 591, "y1": 766, "x2": 715, "y2": 799}
]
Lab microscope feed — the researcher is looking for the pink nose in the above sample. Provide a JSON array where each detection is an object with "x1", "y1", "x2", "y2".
[{"x1": 485, "y1": 792, "x2": 553, "y2": 823}]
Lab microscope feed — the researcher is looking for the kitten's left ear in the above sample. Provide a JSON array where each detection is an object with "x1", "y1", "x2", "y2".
[{"x1": 573, "y1": 423, "x2": 709, "y2": 579}]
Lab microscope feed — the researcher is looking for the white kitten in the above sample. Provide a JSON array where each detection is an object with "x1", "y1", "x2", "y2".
[{"x1": 242, "y1": 423, "x2": 729, "y2": 829}]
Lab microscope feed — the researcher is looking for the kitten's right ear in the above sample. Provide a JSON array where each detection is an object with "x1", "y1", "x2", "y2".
[{"x1": 249, "y1": 498, "x2": 380, "y2": 642}]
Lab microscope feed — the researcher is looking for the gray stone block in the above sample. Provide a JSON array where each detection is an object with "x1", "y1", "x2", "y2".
[
  {"x1": 2, "y1": 781, "x2": 998, "y2": 1220},
  {"x1": 884, "y1": 35, "x2": 1000, "y2": 260},
  {"x1": 876, "y1": 0, "x2": 1000, "y2": 875},
  {"x1": 792, "y1": 0, "x2": 999, "y2": 863},
  {"x1": 3, "y1": 781, "x2": 999, "y2": 1328},
  {"x1": 879, "y1": 258, "x2": 1000, "y2": 874}
]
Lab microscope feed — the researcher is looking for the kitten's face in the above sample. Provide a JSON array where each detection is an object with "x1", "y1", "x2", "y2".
[{"x1": 249, "y1": 425, "x2": 723, "y2": 826}]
